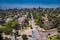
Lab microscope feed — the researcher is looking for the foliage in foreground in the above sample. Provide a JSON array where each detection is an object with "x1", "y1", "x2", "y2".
[
  {"x1": 49, "y1": 34, "x2": 60, "y2": 40},
  {"x1": 0, "y1": 19, "x2": 18, "y2": 35}
]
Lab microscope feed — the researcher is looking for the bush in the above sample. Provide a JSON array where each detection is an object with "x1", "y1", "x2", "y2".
[
  {"x1": 22, "y1": 34, "x2": 28, "y2": 40},
  {"x1": 3, "y1": 27, "x2": 12, "y2": 35},
  {"x1": 5, "y1": 37, "x2": 11, "y2": 40}
]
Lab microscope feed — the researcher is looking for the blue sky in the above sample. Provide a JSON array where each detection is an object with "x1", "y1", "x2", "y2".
[{"x1": 0, "y1": 0, "x2": 60, "y2": 9}]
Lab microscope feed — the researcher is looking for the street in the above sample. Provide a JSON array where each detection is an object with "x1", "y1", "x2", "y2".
[
  {"x1": 2, "y1": 13, "x2": 58, "y2": 40},
  {"x1": 31, "y1": 13, "x2": 58, "y2": 40},
  {"x1": 31, "y1": 13, "x2": 47, "y2": 40}
]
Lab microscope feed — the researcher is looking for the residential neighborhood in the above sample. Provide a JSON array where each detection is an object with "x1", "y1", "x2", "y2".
[{"x1": 0, "y1": 0, "x2": 60, "y2": 40}]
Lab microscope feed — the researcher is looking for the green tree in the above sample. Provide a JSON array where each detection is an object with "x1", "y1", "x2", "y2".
[
  {"x1": 5, "y1": 37, "x2": 11, "y2": 40},
  {"x1": 3, "y1": 27, "x2": 12, "y2": 35},
  {"x1": 22, "y1": 34, "x2": 28, "y2": 40},
  {"x1": 57, "y1": 26, "x2": 60, "y2": 33},
  {"x1": 3, "y1": 19, "x2": 18, "y2": 35},
  {"x1": 6, "y1": 19, "x2": 18, "y2": 28}
]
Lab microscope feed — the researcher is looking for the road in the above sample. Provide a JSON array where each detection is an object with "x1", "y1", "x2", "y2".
[
  {"x1": 10, "y1": 13, "x2": 28, "y2": 40},
  {"x1": 31, "y1": 13, "x2": 58, "y2": 40},
  {"x1": 2, "y1": 13, "x2": 58, "y2": 40},
  {"x1": 31, "y1": 13, "x2": 47, "y2": 40},
  {"x1": 2, "y1": 13, "x2": 28, "y2": 40},
  {"x1": 18, "y1": 13, "x2": 28, "y2": 24},
  {"x1": 47, "y1": 29, "x2": 58, "y2": 37}
]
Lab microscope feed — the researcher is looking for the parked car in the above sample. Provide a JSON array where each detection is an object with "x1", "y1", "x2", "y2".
[
  {"x1": 47, "y1": 33, "x2": 51, "y2": 37},
  {"x1": 28, "y1": 35, "x2": 32, "y2": 37},
  {"x1": 43, "y1": 30, "x2": 47, "y2": 32},
  {"x1": 48, "y1": 33, "x2": 51, "y2": 35}
]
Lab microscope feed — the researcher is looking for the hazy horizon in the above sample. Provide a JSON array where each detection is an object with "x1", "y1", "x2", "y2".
[{"x1": 0, "y1": 0, "x2": 60, "y2": 9}]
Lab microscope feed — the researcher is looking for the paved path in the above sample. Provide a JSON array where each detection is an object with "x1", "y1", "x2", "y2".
[
  {"x1": 31, "y1": 13, "x2": 46, "y2": 40},
  {"x1": 31, "y1": 13, "x2": 58, "y2": 40}
]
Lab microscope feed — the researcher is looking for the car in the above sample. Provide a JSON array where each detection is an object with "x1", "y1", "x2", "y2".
[
  {"x1": 48, "y1": 33, "x2": 51, "y2": 35},
  {"x1": 47, "y1": 33, "x2": 51, "y2": 37},
  {"x1": 58, "y1": 31, "x2": 60, "y2": 33},
  {"x1": 28, "y1": 35, "x2": 32, "y2": 37},
  {"x1": 43, "y1": 30, "x2": 47, "y2": 32}
]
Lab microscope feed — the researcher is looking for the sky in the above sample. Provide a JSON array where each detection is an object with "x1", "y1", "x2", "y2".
[{"x1": 0, "y1": 0, "x2": 60, "y2": 9}]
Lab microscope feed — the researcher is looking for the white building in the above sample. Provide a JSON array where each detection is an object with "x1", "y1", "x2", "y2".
[{"x1": 5, "y1": 18, "x2": 13, "y2": 23}]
